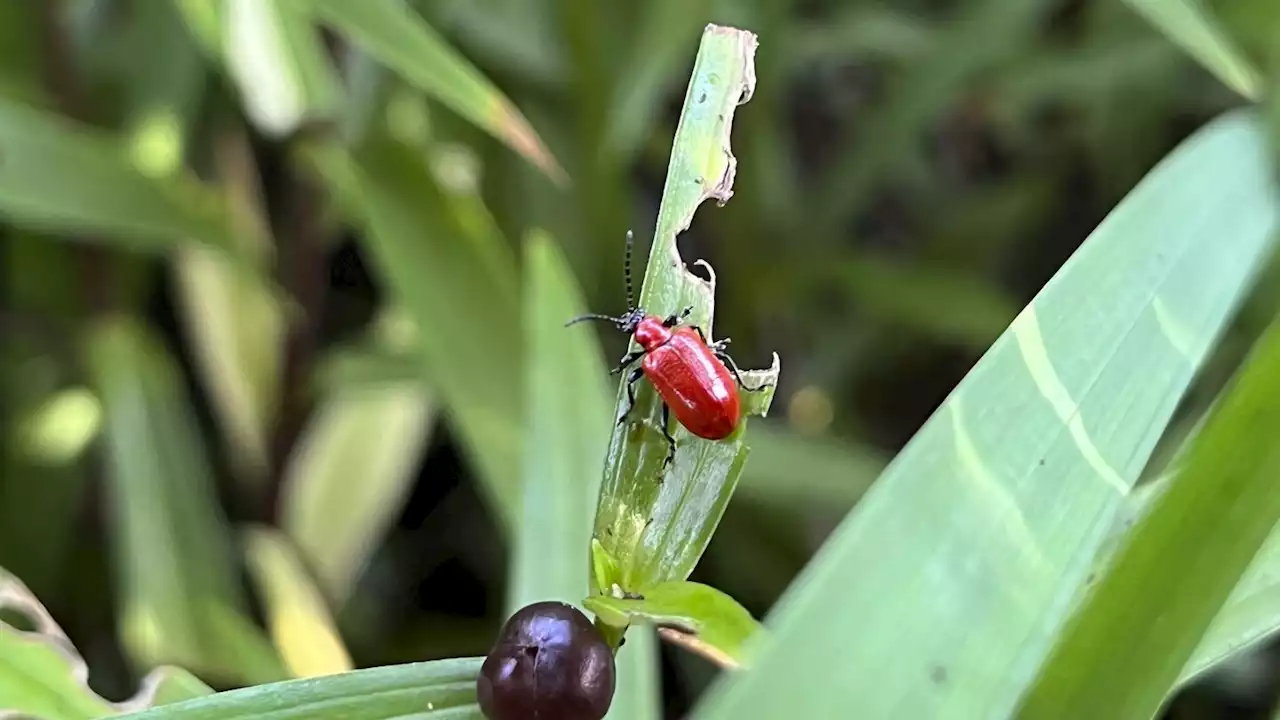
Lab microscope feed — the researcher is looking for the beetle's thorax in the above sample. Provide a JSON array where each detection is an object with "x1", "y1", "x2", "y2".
[{"x1": 633, "y1": 316, "x2": 673, "y2": 351}]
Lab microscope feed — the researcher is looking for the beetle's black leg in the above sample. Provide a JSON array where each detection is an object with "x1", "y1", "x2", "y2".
[
  {"x1": 715, "y1": 350, "x2": 770, "y2": 392},
  {"x1": 617, "y1": 368, "x2": 644, "y2": 425},
  {"x1": 688, "y1": 325, "x2": 729, "y2": 350},
  {"x1": 659, "y1": 402, "x2": 677, "y2": 467},
  {"x1": 662, "y1": 306, "x2": 694, "y2": 328},
  {"x1": 611, "y1": 349, "x2": 646, "y2": 375}
]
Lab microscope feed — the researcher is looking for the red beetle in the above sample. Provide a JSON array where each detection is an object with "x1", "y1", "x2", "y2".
[{"x1": 567, "y1": 231, "x2": 768, "y2": 465}]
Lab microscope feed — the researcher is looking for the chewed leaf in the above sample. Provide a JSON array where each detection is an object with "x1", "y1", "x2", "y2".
[
  {"x1": 0, "y1": 568, "x2": 212, "y2": 719},
  {"x1": 591, "y1": 25, "x2": 778, "y2": 597},
  {"x1": 584, "y1": 581, "x2": 762, "y2": 669}
]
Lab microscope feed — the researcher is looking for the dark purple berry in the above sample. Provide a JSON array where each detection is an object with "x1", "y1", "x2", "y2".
[{"x1": 476, "y1": 601, "x2": 615, "y2": 720}]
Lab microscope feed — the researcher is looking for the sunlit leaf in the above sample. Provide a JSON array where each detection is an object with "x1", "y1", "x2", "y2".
[
  {"x1": 244, "y1": 528, "x2": 353, "y2": 679},
  {"x1": 224, "y1": 0, "x2": 341, "y2": 136},
  {"x1": 1017, "y1": 316, "x2": 1280, "y2": 717},
  {"x1": 693, "y1": 108, "x2": 1280, "y2": 719}
]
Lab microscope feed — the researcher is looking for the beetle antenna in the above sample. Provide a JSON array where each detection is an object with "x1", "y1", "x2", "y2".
[
  {"x1": 623, "y1": 230, "x2": 635, "y2": 311},
  {"x1": 565, "y1": 313, "x2": 623, "y2": 328}
]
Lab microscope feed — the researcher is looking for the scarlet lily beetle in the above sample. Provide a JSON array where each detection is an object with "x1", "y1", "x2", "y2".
[{"x1": 566, "y1": 231, "x2": 768, "y2": 466}]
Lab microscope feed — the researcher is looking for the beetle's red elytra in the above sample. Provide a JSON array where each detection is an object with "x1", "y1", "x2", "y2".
[{"x1": 566, "y1": 230, "x2": 769, "y2": 465}]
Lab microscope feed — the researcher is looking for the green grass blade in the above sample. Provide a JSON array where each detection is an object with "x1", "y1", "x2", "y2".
[
  {"x1": 307, "y1": 0, "x2": 564, "y2": 183},
  {"x1": 510, "y1": 230, "x2": 613, "y2": 613},
  {"x1": 302, "y1": 136, "x2": 523, "y2": 529},
  {"x1": 591, "y1": 24, "x2": 780, "y2": 594},
  {"x1": 85, "y1": 317, "x2": 287, "y2": 685},
  {"x1": 172, "y1": 129, "x2": 282, "y2": 484},
  {"x1": 693, "y1": 108, "x2": 1280, "y2": 719},
  {"x1": 224, "y1": 0, "x2": 341, "y2": 136},
  {"x1": 0, "y1": 567, "x2": 213, "y2": 718},
  {"x1": 114, "y1": 659, "x2": 485, "y2": 720},
  {"x1": 280, "y1": 312, "x2": 434, "y2": 605},
  {"x1": 515, "y1": 230, "x2": 661, "y2": 720},
  {"x1": 1125, "y1": 0, "x2": 1262, "y2": 100},
  {"x1": 1016, "y1": 317, "x2": 1280, "y2": 717},
  {"x1": 1183, "y1": 522, "x2": 1280, "y2": 685},
  {"x1": 0, "y1": 96, "x2": 245, "y2": 264}
]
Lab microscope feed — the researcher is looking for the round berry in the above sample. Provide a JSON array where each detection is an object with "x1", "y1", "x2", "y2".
[{"x1": 476, "y1": 601, "x2": 616, "y2": 720}]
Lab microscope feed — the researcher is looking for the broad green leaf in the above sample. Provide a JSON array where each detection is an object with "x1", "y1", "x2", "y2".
[
  {"x1": 113, "y1": 659, "x2": 484, "y2": 720},
  {"x1": 0, "y1": 567, "x2": 213, "y2": 719},
  {"x1": 605, "y1": 0, "x2": 713, "y2": 160},
  {"x1": 1125, "y1": 0, "x2": 1262, "y2": 100},
  {"x1": 0, "y1": 96, "x2": 246, "y2": 265},
  {"x1": 171, "y1": 127, "x2": 282, "y2": 484},
  {"x1": 585, "y1": 581, "x2": 762, "y2": 669},
  {"x1": 693, "y1": 108, "x2": 1280, "y2": 719},
  {"x1": 243, "y1": 528, "x2": 353, "y2": 679},
  {"x1": 224, "y1": 0, "x2": 341, "y2": 136},
  {"x1": 513, "y1": 230, "x2": 661, "y2": 720},
  {"x1": 280, "y1": 310, "x2": 434, "y2": 605},
  {"x1": 302, "y1": 135, "x2": 523, "y2": 528},
  {"x1": 1016, "y1": 317, "x2": 1280, "y2": 717},
  {"x1": 306, "y1": 0, "x2": 564, "y2": 182},
  {"x1": 85, "y1": 317, "x2": 287, "y2": 685},
  {"x1": 591, "y1": 24, "x2": 780, "y2": 594}
]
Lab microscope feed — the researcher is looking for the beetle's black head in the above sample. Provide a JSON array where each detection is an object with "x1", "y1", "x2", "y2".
[
  {"x1": 563, "y1": 306, "x2": 645, "y2": 335},
  {"x1": 564, "y1": 230, "x2": 646, "y2": 334}
]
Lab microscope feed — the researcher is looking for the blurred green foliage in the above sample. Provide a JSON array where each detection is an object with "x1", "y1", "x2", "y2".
[{"x1": 2, "y1": 0, "x2": 1280, "y2": 718}]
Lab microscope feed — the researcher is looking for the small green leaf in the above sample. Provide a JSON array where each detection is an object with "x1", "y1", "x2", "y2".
[
  {"x1": 0, "y1": 96, "x2": 246, "y2": 266},
  {"x1": 307, "y1": 0, "x2": 564, "y2": 182},
  {"x1": 1125, "y1": 0, "x2": 1262, "y2": 100},
  {"x1": 113, "y1": 659, "x2": 485, "y2": 720},
  {"x1": 0, "y1": 567, "x2": 213, "y2": 719},
  {"x1": 85, "y1": 317, "x2": 287, "y2": 685},
  {"x1": 585, "y1": 581, "x2": 762, "y2": 669},
  {"x1": 1015, "y1": 316, "x2": 1280, "y2": 718},
  {"x1": 591, "y1": 24, "x2": 779, "y2": 594}
]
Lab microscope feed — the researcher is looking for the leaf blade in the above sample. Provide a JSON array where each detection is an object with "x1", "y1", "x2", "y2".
[
  {"x1": 113, "y1": 659, "x2": 485, "y2": 720},
  {"x1": 693, "y1": 108, "x2": 1280, "y2": 719},
  {"x1": 1125, "y1": 0, "x2": 1262, "y2": 100},
  {"x1": 307, "y1": 0, "x2": 563, "y2": 182},
  {"x1": 1016, "y1": 317, "x2": 1280, "y2": 717},
  {"x1": 591, "y1": 24, "x2": 780, "y2": 595}
]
